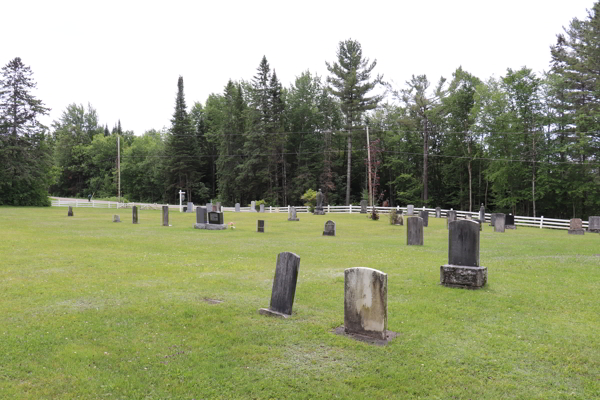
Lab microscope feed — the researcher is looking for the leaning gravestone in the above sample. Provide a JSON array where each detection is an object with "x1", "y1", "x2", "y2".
[
  {"x1": 494, "y1": 213, "x2": 505, "y2": 233},
  {"x1": 360, "y1": 200, "x2": 368, "y2": 214},
  {"x1": 206, "y1": 211, "x2": 227, "y2": 230},
  {"x1": 288, "y1": 206, "x2": 299, "y2": 221},
  {"x1": 323, "y1": 220, "x2": 336, "y2": 236},
  {"x1": 194, "y1": 206, "x2": 208, "y2": 229},
  {"x1": 68, "y1": 206, "x2": 74, "y2": 217},
  {"x1": 588, "y1": 216, "x2": 600, "y2": 233},
  {"x1": 407, "y1": 204, "x2": 414, "y2": 216},
  {"x1": 435, "y1": 207, "x2": 441, "y2": 218},
  {"x1": 186, "y1": 202, "x2": 194, "y2": 213},
  {"x1": 505, "y1": 214, "x2": 516, "y2": 229},
  {"x1": 257, "y1": 220, "x2": 265, "y2": 233},
  {"x1": 479, "y1": 204, "x2": 485, "y2": 223},
  {"x1": 162, "y1": 206, "x2": 169, "y2": 226},
  {"x1": 568, "y1": 218, "x2": 585, "y2": 235},
  {"x1": 419, "y1": 210, "x2": 429, "y2": 227},
  {"x1": 344, "y1": 267, "x2": 387, "y2": 340},
  {"x1": 440, "y1": 220, "x2": 487, "y2": 289},
  {"x1": 259, "y1": 252, "x2": 301, "y2": 318},
  {"x1": 407, "y1": 216, "x2": 424, "y2": 246},
  {"x1": 446, "y1": 210, "x2": 457, "y2": 229},
  {"x1": 259, "y1": 204, "x2": 265, "y2": 213},
  {"x1": 113, "y1": 215, "x2": 121, "y2": 223},
  {"x1": 251, "y1": 201, "x2": 257, "y2": 212},
  {"x1": 235, "y1": 203, "x2": 240, "y2": 212},
  {"x1": 132, "y1": 206, "x2": 138, "y2": 224}
]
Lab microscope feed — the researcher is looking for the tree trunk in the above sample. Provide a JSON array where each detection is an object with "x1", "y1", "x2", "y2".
[
  {"x1": 345, "y1": 135, "x2": 352, "y2": 206},
  {"x1": 467, "y1": 141, "x2": 472, "y2": 212},
  {"x1": 423, "y1": 120, "x2": 429, "y2": 207}
]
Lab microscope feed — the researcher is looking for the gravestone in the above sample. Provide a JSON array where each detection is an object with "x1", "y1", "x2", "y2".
[
  {"x1": 446, "y1": 210, "x2": 457, "y2": 229},
  {"x1": 113, "y1": 215, "x2": 121, "y2": 223},
  {"x1": 393, "y1": 213, "x2": 403, "y2": 226},
  {"x1": 259, "y1": 252, "x2": 301, "y2": 318},
  {"x1": 568, "y1": 218, "x2": 585, "y2": 235},
  {"x1": 505, "y1": 213, "x2": 516, "y2": 229},
  {"x1": 257, "y1": 220, "x2": 265, "y2": 233},
  {"x1": 314, "y1": 189, "x2": 326, "y2": 215},
  {"x1": 407, "y1": 204, "x2": 414, "y2": 216},
  {"x1": 216, "y1": 202, "x2": 221, "y2": 212},
  {"x1": 440, "y1": 220, "x2": 487, "y2": 289},
  {"x1": 132, "y1": 206, "x2": 138, "y2": 224},
  {"x1": 323, "y1": 220, "x2": 336, "y2": 236},
  {"x1": 360, "y1": 200, "x2": 368, "y2": 214},
  {"x1": 206, "y1": 211, "x2": 226, "y2": 230},
  {"x1": 344, "y1": 267, "x2": 387, "y2": 340},
  {"x1": 288, "y1": 206, "x2": 299, "y2": 221},
  {"x1": 407, "y1": 216, "x2": 424, "y2": 246},
  {"x1": 588, "y1": 216, "x2": 600, "y2": 233},
  {"x1": 194, "y1": 206, "x2": 208, "y2": 229},
  {"x1": 186, "y1": 202, "x2": 194, "y2": 213},
  {"x1": 251, "y1": 201, "x2": 256, "y2": 212},
  {"x1": 162, "y1": 206, "x2": 169, "y2": 226},
  {"x1": 479, "y1": 204, "x2": 485, "y2": 223},
  {"x1": 419, "y1": 210, "x2": 429, "y2": 227},
  {"x1": 68, "y1": 206, "x2": 73, "y2": 217},
  {"x1": 494, "y1": 213, "x2": 505, "y2": 233},
  {"x1": 490, "y1": 213, "x2": 498, "y2": 227},
  {"x1": 435, "y1": 207, "x2": 441, "y2": 218},
  {"x1": 235, "y1": 203, "x2": 240, "y2": 212},
  {"x1": 259, "y1": 204, "x2": 265, "y2": 213},
  {"x1": 206, "y1": 203, "x2": 212, "y2": 212}
]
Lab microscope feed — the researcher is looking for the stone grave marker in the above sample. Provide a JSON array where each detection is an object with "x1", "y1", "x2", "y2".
[
  {"x1": 479, "y1": 204, "x2": 485, "y2": 223},
  {"x1": 314, "y1": 189, "x2": 325, "y2": 215},
  {"x1": 407, "y1": 204, "x2": 414, "y2": 216},
  {"x1": 435, "y1": 207, "x2": 441, "y2": 218},
  {"x1": 162, "y1": 206, "x2": 169, "y2": 226},
  {"x1": 235, "y1": 203, "x2": 240, "y2": 212},
  {"x1": 505, "y1": 213, "x2": 516, "y2": 229},
  {"x1": 259, "y1": 204, "x2": 265, "y2": 213},
  {"x1": 206, "y1": 203, "x2": 212, "y2": 212},
  {"x1": 494, "y1": 213, "x2": 505, "y2": 232},
  {"x1": 194, "y1": 206, "x2": 208, "y2": 229},
  {"x1": 446, "y1": 210, "x2": 457, "y2": 229},
  {"x1": 407, "y1": 216, "x2": 424, "y2": 245},
  {"x1": 323, "y1": 220, "x2": 336, "y2": 236},
  {"x1": 113, "y1": 215, "x2": 121, "y2": 223},
  {"x1": 490, "y1": 213, "x2": 498, "y2": 227},
  {"x1": 568, "y1": 218, "x2": 585, "y2": 235},
  {"x1": 216, "y1": 202, "x2": 221, "y2": 212},
  {"x1": 288, "y1": 206, "x2": 299, "y2": 221},
  {"x1": 132, "y1": 206, "x2": 138, "y2": 224},
  {"x1": 68, "y1": 206, "x2": 74, "y2": 217},
  {"x1": 258, "y1": 252, "x2": 301, "y2": 318},
  {"x1": 419, "y1": 210, "x2": 429, "y2": 227},
  {"x1": 393, "y1": 213, "x2": 403, "y2": 226},
  {"x1": 186, "y1": 202, "x2": 194, "y2": 213},
  {"x1": 251, "y1": 201, "x2": 256, "y2": 212},
  {"x1": 440, "y1": 220, "x2": 487, "y2": 289},
  {"x1": 206, "y1": 211, "x2": 226, "y2": 230},
  {"x1": 344, "y1": 267, "x2": 387, "y2": 340},
  {"x1": 360, "y1": 200, "x2": 368, "y2": 214},
  {"x1": 257, "y1": 220, "x2": 265, "y2": 233},
  {"x1": 588, "y1": 216, "x2": 600, "y2": 233}
]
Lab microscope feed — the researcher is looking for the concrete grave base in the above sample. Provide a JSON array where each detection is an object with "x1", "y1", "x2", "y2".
[
  {"x1": 568, "y1": 229, "x2": 585, "y2": 235},
  {"x1": 194, "y1": 223, "x2": 207, "y2": 229},
  {"x1": 287, "y1": 218, "x2": 299, "y2": 221},
  {"x1": 506, "y1": 225, "x2": 517, "y2": 229},
  {"x1": 332, "y1": 326, "x2": 398, "y2": 346},
  {"x1": 313, "y1": 210, "x2": 326, "y2": 215},
  {"x1": 205, "y1": 224, "x2": 227, "y2": 230},
  {"x1": 440, "y1": 264, "x2": 487, "y2": 289},
  {"x1": 258, "y1": 308, "x2": 291, "y2": 319}
]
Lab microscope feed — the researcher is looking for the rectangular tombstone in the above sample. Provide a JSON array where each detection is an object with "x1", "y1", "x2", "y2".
[
  {"x1": 186, "y1": 202, "x2": 194, "y2": 213},
  {"x1": 407, "y1": 216, "x2": 424, "y2": 245},
  {"x1": 257, "y1": 220, "x2": 265, "y2": 233},
  {"x1": 435, "y1": 207, "x2": 441, "y2": 218},
  {"x1": 206, "y1": 203, "x2": 212, "y2": 212},
  {"x1": 568, "y1": 218, "x2": 585, "y2": 235},
  {"x1": 494, "y1": 213, "x2": 505, "y2": 232},
  {"x1": 479, "y1": 204, "x2": 485, "y2": 222},
  {"x1": 441, "y1": 220, "x2": 487, "y2": 289},
  {"x1": 446, "y1": 210, "x2": 457, "y2": 229},
  {"x1": 113, "y1": 215, "x2": 121, "y2": 223},
  {"x1": 194, "y1": 206, "x2": 208, "y2": 229},
  {"x1": 344, "y1": 267, "x2": 387, "y2": 340},
  {"x1": 208, "y1": 211, "x2": 224, "y2": 225},
  {"x1": 360, "y1": 200, "x2": 368, "y2": 214},
  {"x1": 323, "y1": 220, "x2": 336, "y2": 236},
  {"x1": 588, "y1": 216, "x2": 600, "y2": 233},
  {"x1": 162, "y1": 206, "x2": 169, "y2": 226},
  {"x1": 132, "y1": 206, "x2": 138, "y2": 224},
  {"x1": 490, "y1": 213, "x2": 498, "y2": 227},
  {"x1": 407, "y1": 204, "x2": 414, "y2": 216},
  {"x1": 259, "y1": 204, "x2": 265, "y2": 213},
  {"x1": 393, "y1": 213, "x2": 403, "y2": 226},
  {"x1": 288, "y1": 206, "x2": 299, "y2": 221},
  {"x1": 505, "y1": 213, "x2": 516, "y2": 229},
  {"x1": 259, "y1": 252, "x2": 301, "y2": 318},
  {"x1": 251, "y1": 201, "x2": 256, "y2": 212},
  {"x1": 68, "y1": 206, "x2": 73, "y2": 217},
  {"x1": 419, "y1": 210, "x2": 429, "y2": 227},
  {"x1": 235, "y1": 203, "x2": 240, "y2": 212},
  {"x1": 216, "y1": 202, "x2": 221, "y2": 212}
]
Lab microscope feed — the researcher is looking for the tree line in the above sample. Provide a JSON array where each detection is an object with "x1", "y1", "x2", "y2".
[{"x1": 1, "y1": 3, "x2": 599, "y2": 218}]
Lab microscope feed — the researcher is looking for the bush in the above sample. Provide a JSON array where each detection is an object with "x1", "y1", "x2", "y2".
[{"x1": 301, "y1": 189, "x2": 317, "y2": 212}]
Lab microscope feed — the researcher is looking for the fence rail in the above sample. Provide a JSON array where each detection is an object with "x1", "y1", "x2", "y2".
[{"x1": 51, "y1": 200, "x2": 591, "y2": 230}]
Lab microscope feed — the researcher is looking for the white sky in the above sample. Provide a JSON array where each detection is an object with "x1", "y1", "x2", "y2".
[{"x1": 1, "y1": 0, "x2": 594, "y2": 135}]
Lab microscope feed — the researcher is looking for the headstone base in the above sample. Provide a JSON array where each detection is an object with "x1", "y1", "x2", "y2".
[
  {"x1": 194, "y1": 223, "x2": 207, "y2": 229},
  {"x1": 440, "y1": 264, "x2": 487, "y2": 289},
  {"x1": 287, "y1": 218, "x2": 299, "y2": 221},
  {"x1": 588, "y1": 229, "x2": 600, "y2": 233},
  {"x1": 314, "y1": 209, "x2": 326, "y2": 215},
  {"x1": 568, "y1": 229, "x2": 585, "y2": 235},
  {"x1": 505, "y1": 225, "x2": 517, "y2": 229},
  {"x1": 205, "y1": 224, "x2": 227, "y2": 230},
  {"x1": 258, "y1": 308, "x2": 291, "y2": 319}
]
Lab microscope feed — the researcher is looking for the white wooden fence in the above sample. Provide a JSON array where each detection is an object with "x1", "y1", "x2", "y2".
[{"x1": 52, "y1": 200, "x2": 590, "y2": 231}]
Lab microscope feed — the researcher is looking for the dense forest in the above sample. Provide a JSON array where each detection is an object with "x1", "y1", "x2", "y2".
[{"x1": 1, "y1": 4, "x2": 599, "y2": 219}]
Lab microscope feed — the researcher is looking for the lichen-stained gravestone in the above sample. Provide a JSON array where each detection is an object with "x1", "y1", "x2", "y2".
[
  {"x1": 257, "y1": 220, "x2": 265, "y2": 233},
  {"x1": 568, "y1": 218, "x2": 585, "y2": 235},
  {"x1": 162, "y1": 206, "x2": 169, "y2": 226},
  {"x1": 360, "y1": 200, "x2": 368, "y2": 214},
  {"x1": 132, "y1": 206, "x2": 138, "y2": 224},
  {"x1": 419, "y1": 210, "x2": 429, "y2": 227},
  {"x1": 588, "y1": 216, "x2": 600, "y2": 233},
  {"x1": 323, "y1": 220, "x2": 336, "y2": 236},
  {"x1": 440, "y1": 219, "x2": 487, "y2": 289},
  {"x1": 113, "y1": 215, "x2": 121, "y2": 223},
  {"x1": 259, "y1": 252, "x2": 301, "y2": 318},
  {"x1": 407, "y1": 216, "x2": 424, "y2": 246},
  {"x1": 67, "y1": 206, "x2": 73, "y2": 217},
  {"x1": 194, "y1": 206, "x2": 207, "y2": 229},
  {"x1": 446, "y1": 210, "x2": 457, "y2": 229},
  {"x1": 344, "y1": 267, "x2": 387, "y2": 340},
  {"x1": 494, "y1": 213, "x2": 505, "y2": 233},
  {"x1": 288, "y1": 206, "x2": 299, "y2": 221}
]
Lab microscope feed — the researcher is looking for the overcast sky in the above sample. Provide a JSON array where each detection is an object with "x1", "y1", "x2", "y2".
[{"x1": 1, "y1": 0, "x2": 594, "y2": 135}]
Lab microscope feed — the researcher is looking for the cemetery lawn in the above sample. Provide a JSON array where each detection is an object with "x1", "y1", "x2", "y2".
[{"x1": 0, "y1": 207, "x2": 599, "y2": 400}]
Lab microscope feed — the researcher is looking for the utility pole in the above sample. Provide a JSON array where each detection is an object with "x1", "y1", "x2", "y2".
[
  {"x1": 117, "y1": 134, "x2": 121, "y2": 203},
  {"x1": 366, "y1": 125, "x2": 373, "y2": 208}
]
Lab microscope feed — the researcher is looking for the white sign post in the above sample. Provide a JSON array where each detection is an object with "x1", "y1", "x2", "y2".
[{"x1": 179, "y1": 190, "x2": 186, "y2": 212}]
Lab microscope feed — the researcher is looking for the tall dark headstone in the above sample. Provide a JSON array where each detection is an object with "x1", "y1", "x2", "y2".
[
  {"x1": 344, "y1": 267, "x2": 387, "y2": 340},
  {"x1": 568, "y1": 218, "x2": 585, "y2": 235},
  {"x1": 494, "y1": 213, "x2": 505, "y2": 233},
  {"x1": 132, "y1": 206, "x2": 138, "y2": 224},
  {"x1": 505, "y1": 214, "x2": 516, "y2": 229},
  {"x1": 67, "y1": 206, "x2": 73, "y2": 217},
  {"x1": 257, "y1": 220, "x2": 265, "y2": 233},
  {"x1": 407, "y1": 216, "x2": 424, "y2": 245},
  {"x1": 588, "y1": 216, "x2": 600, "y2": 233},
  {"x1": 479, "y1": 204, "x2": 485, "y2": 223},
  {"x1": 162, "y1": 206, "x2": 169, "y2": 226},
  {"x1": 419, "y1": 210, "x2": 429, "y2": 227},
  {"x1": 259, "y1": 252, "x2": 301, "y2": 318},
  {"x1": 323, "y1": 220, "x2": 336, "y2": 236},
  {"x1": 435, "y1": 207, "x2": 441, "y2": 218},
  {"x1": 440, "y1": 220, "x2": 487, "y2": 289},
  {"x1": 360, "y1": 200, "x2": 368, "y2": 214},
  {"x1": 194, "y1": 206, "x2": 208, "y2": 229}
]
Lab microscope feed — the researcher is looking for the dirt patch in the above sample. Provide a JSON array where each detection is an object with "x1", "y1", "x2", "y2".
[{"x1": 332, "y1": 326, "x2": 399, "y2": 346}]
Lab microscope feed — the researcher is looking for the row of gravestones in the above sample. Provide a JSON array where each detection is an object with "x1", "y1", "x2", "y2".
[{"x1": 258, "y1": 219, "x2": 487, "y2": 342}]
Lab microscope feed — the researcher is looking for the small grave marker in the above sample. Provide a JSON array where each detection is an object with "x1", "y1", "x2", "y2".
[
  {"x1": 494, "y1": 213, "x2": 505, "y2": 233},
  {"x1": 344, "y1": 267, "x2": 387, "y2": 340},
  {"x1": 257, "y1": 220, "x2": 265, "y2": 233},
  {"x1": 132, "y1": 206, "x2": 138, "y2": 224},
  {"x1": 162, "y1": 206, "x2": 169, "y2": 226},
  {"x1": 588, "y1": 216, "x2": 600, "y2": 233},
  {"x1": 68, "y1": 206, "x2": 73, "y2": 217},
  {"x1": 568, "y1": 218, "x2": 585, "y2": 235},
  {"x1": 419, "y1": 210, "x2": 429, "y2": 227},
  {"x1": 259, "y1": 252, "x2": 301, "y2": 318},
  {"x1": 323, "y1": 220, "x2": 336, "y2": 236},
  {"x1": 113, "y1": 215, "x2": 121, "y2": 223},
  {"x1": 288, "y1": 206, "x2": 299, "y2": 221},
  {"x1": 407, "y1": 216, "x2": 424, "y2": 245},
  {"x1": 360, "y1": 200, "x2": 368, "y2": 214}
]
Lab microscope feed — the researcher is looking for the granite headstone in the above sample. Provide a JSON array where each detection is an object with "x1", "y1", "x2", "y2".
[
  {"x1": 407, "y1": 216, "x2": 424, "y2": 245},
  {"x1": 257, "y1": 220, "x2": 265, "y2": 233},
  {"x1": 344, "y1": 267, "x2": 387, "y2": 340},
  {"x1": 258, "y1": 252, "x2": 301, "y2": 318},
  {"x1": 323, "y1": 220, "x2": 336, "y2": 236},
  {"x1": 419, "y1": 210, "x2": 429, "y2": 227},
  {"x1": 132, "y1": 206, "x2": 138, "y2": 224},
  {"x1": 588, "y1": 216, "x2": 600, "y2": 233},
  {"x1": 440, "y1": 220, "x2": 487, "y2": 289},
  {"x1": 494, "y1": 213, "x2": 505, "y2": 233},
  {"x1": 360, "y1": 200, "x2": 368, "y2": 214},
  {"x1": 568, "y1": 218, "x2": 585, "y2": 235},
  {"x1": 68, "y1": 206, "x2": 73, "y2": 217},
  {"x1": 162, "y1": 206, "x2": 169, "y2": 226}
]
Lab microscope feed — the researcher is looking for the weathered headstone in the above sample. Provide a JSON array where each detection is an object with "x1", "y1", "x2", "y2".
[
  {"x1": 393, "y1": 213, "x2": 403, "y2": 226},
  {"x1": 446, "y1": 210, "x2": 457, "y2": 229},
  {"x1": 186, "y1": 202, "x2": 194, "y2": 213},
  {"x1": 440, "y1": 220, "x2": 487, "y2": 289},
  {"x1": 494, "y1": 213, "x2": 505, "y2": 233},
  {"x1": 490, "y1": 213, "x2": 498, "y2": 227},
  {"x1": 216, "y1": 202, "x2": 221, "y2": 212},
  {"x1": 568, "y1": 218, "x2": 585, "y2": 235},
  {"x1": 505, "y1": 213, "x2": 516, "y2": 229},
  {"x1": 407, "y1": 204, "x2": 414, "y2": 216},
  {"x1": 314, "y1": 189, "x2": 325, "y2": 215},
  {"x1": 288, "y1": 206, "x2": 299, "y2": 221},
  {"x1": 419, "y1": 210, "x2": 429, "y2": 227},
  {"x1": 68, "y1": 206, "x2": 73, "y2": 217},
  {"x1": 132, "y1": 206, "x2": 138, "y2": 224},
  {"x1": 194, "y1": 206, "x2": 208, "y2": 229},
  {"x1": 588, "y1": 216, "x2": 600, "y2": 233},
  {"x1": 113, "y1": 215, "x2": 121, "y2": 223},
  {"x1": 258, "y1": 252, "x2": 301, "y2": 318},
  {"x1": 257, "y1": 220, "x2": 265, "y2": 233},
  {"x1": 206, "y1": 203, "x2": 212, "y2": 212},
  {"x1": 360, "y1": 200, "x2": 368, "y2": 214},
  {"x1": 407, "y1": 216, "x2": 424, "y2": 245},
  {"x1": 344, "y1": 267, "x2": 387, "y2": 340},
  {"x1": 259, "y1": 204, "x2": 265, "y2": 213},
  {"x1": 323, "y1": 220, "x2": 336, "y2": 236},
  {"x1": 205, "y1": 211, "x2": 226, "y2": 230},
  {"x1": 479, "y1": 204, "x2": 485, "y2": 223},
  {"x1": 435, "y1": 207, "x2": 441, "y2": 218},
  {"x1": 235, "y1": 203, "x2": 240, "y2": 212},
  {"x1": 251, "y1": 201, "x2": 256, "y2": 212},
  {"x1": 162, "y1": 206, "x2": 169, "y2": 226}
]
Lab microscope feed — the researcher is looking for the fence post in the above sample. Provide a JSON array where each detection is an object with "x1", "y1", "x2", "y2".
[
  {"x1": 269, "y1": 206, "x2": 272, "y2": 213},
  {"x1": 328, "y1": 204, "x2": 330, "y2": 213},
  {"x1": 349, "y1": 204, "x2": 352, "y2": 214},
  {"x1": 540, "y1": 216, "x2": 543, "y2": 229}
]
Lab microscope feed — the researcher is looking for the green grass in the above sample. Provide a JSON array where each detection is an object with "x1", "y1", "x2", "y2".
[{"x1": 0, "y1": 207, "x2": 598, "y2": 399}]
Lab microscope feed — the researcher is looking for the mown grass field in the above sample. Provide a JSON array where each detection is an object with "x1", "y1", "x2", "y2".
[{"x1": 0, "y1": 206, "x2": 598, "y2": 399}]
